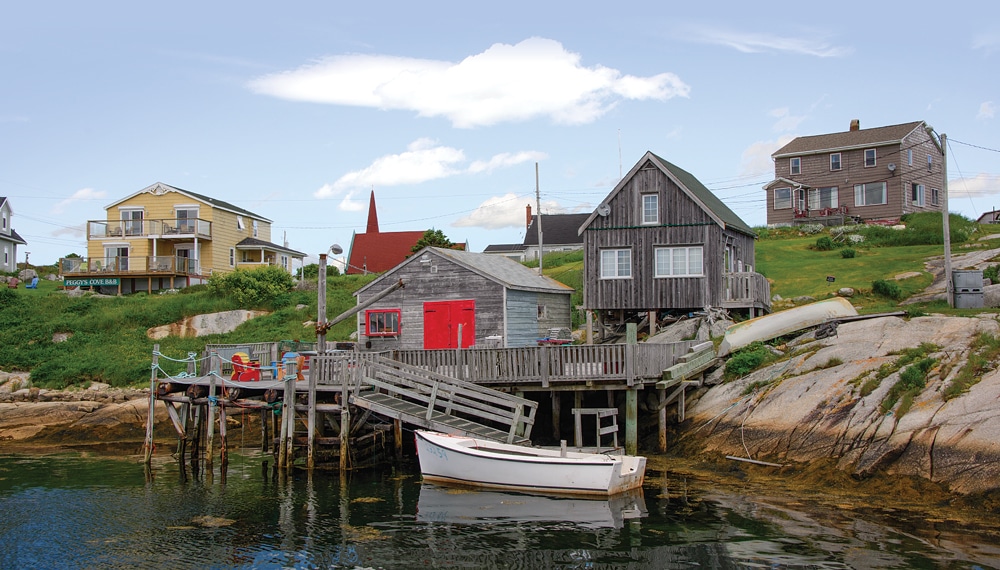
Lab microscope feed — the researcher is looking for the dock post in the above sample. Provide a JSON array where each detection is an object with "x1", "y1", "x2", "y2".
[
  {"x1": 658, "y1": 388, "x2": 667, "y2": 453},
  {"x1": 551, "y1": 390, "x2": 561, "y2": 442},
  {"x1": 625, "y1": 323, "x2": 638, "y2": 455},
  {"x1": 339, "y1": 359, "x2": 352, "y2": 472},
  {"x1": 311, "y1": 254, "x2": 329, "y2": 471},
  {"x1": 143, "y1": 344, "x2": 159, "y2": 466},
  {"x1": 219, "y1": 397, "x2": 228, "y2": 474},
  {"x1": 205, "y1": 351, "x2": 218, "y2": 474},
  {"x1": 280, "y1": 360, "x2": 297, "y2": 472}
]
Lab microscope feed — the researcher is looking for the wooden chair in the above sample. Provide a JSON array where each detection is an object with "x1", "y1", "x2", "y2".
[{"x1": 231, "y1": 352, "x2": 261, "y2": 382}]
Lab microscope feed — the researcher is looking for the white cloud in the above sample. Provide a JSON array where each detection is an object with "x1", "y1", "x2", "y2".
[
  {"x1": 453, "y1": 194, "x2": 573, "y2": 229},
  {"x1": 950, "y1": 173, "x2": 1000, "y2": 200},
  {"x1": 316, "y1": 140, "x2": 545, "y2": 209},
  {"x1": 468, "y1": 151, "x2": 548, "y2": 174},
  {"x1": 52, "y1": 187, "x2": 107, "y2": 215},
  {"x1": 972, "y1": 33, "x2": 1000, "y2": 54},
  {"x1": 52, "y1": 223, "x2": 87, "y2": 239},
  {"x1": 687, "y1": 26, "x2": 851, "y2": 57},
  {"x1": 978, "y1": 101, "x2": 995, "y2": 120},
  {"x1": 768, "y1": 107, "x2": 806, "y2": 132},
  {"x1": 249, "y1": 38, "x2": 690, "y2": 128},
  {"x1": 739, "y1": 135, "x2": 796, "y2": 178}
]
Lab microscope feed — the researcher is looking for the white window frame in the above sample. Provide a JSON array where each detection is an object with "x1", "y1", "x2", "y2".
[
  {"x1": 854, "y1": 182, "x2": 887, "y2": 206},
  {"x1": 907, "y1": 149, "x2": 913, "y2": 166},
  {"x1": 931, "y1": 188, "x2": 939, "y2": 206},
  {"x1": 641, "y1": 194, "x2": 658, "y2": 225},
  {"x1": 773, "y1": 188, "x2": 792, "y2": 210},
  {"x1": 927, "y1": 154, "x2": 933, "y2": 172},
  {"x1": 229, "y1": 247, "x2": 235, "y2": 267},
  {"x1": 3, "y1": 245, "x2": 8, "y2": 266},
  {"x1": 830, "y1": 153, "x2": 842, "y2": 171},
  {"x1": 237, "y1": 215, "x2": 245, "y2": 230},
  {"x1": 2, "y1": 211, "x2": 7, "y2": 230},
  {"x1": 790, "y1": 157, "x2": 801, "y2": 175},
  {"x1": 600, "y1": 249, "x2": 632, "y2": 279},
  {"x1": 654, "y1": 246, "x2": 704, "y2": 278},
  {"x1": 911, "y1": 183, "x2": 925, "y2": 207},
  {"x1": 808, "y1": 187, "x2": 839, "y2": 210},
  {"x1": 252, "y1": 219, "x2": 259, "y2": 238},
  {"x1": 864, "y1": 149, "x2": 877, "y2": 168}
]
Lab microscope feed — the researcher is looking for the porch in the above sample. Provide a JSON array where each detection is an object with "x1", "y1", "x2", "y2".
[{"x1": 87, "y1": 217, "x2": 213, "y2": 240}]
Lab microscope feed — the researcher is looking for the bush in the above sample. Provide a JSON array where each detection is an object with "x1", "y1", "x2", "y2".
[
  {"x1": 815, "y1": 236, "x2": 834, "y2": 251},
  {"x1": 800, "y1": 224, "x2": 824, "y2": 235},
  {"x1": 725, "y1": 342, "x2": 775, "y2": 378},
  {"x1": 872, "y1": 279, "x2": 903, "y2": 300},
  {"x1": 984, "y1": 264, "x2": 999, "y2": 285},
  {"x1": 840, "y1": 248, "x2": 856, "y2": 258},
  {"x1": 207, "y1": 266, "x2": 295, "y2": 308}
]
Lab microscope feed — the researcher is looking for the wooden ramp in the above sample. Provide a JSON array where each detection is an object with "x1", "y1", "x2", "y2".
[{"x1": 346, "y1": 355, "x2": 537, "y2": 445}]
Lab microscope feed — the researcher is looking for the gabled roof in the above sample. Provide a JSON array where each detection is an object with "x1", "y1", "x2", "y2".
[
  {"x1": 523, "y1": 213, "x2": 590, "y2": 246},
  {"x1": 0, "y1": 228, "x2": 26, "y2": 245},
  {"x1": 763, "y1": 177, "x2": 810, "y2": 190},
  {"x1": 346, "y1": 230, "x2": 426, "y2": 274},
  {"x1": 105, "y1": 182, "x2": 271, "y2": 223},
  {"x1": 235, "y1": 237, "x2": 306, "y2": 258},
  {"x1": 483, "y1": 243, "x2": 526, "y2": 253},
  {"x1": 356, "y1": 246, "x2": 573, "y2": 297},
  {"x1": 0, "y1": 196, "x2": 8, "y2": 211},
  {"x1": 772, "y1": 121, "x2": 926, "y2": 158},
  {"x1": 579, "y1": 151, "x2": 754, "y2": 237}
]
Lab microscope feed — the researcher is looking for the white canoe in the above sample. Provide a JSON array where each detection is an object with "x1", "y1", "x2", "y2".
[
  {"x1": 416, "y1": 484, "x2": 647, "y2": 529},
  {"x1": 414, "y1": 430, "x2": 646, "y2": 496},
  {"x1": 718, "y1": 296, "x2": 858, "y2": 356}
]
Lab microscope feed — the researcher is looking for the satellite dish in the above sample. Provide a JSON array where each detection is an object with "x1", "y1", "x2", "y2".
[
  {"x1": 328, "y1": 244, "x2": 344, "y2": 255},
  {"x1": 887, "y1": 163, "x2": 896, "y2": 172},
  {"x1": 597, "y1": 204, "x2": 611, "y2": 217}
]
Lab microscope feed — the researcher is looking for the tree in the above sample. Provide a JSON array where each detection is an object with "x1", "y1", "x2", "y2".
[{"x1": 411, "y1": 228, "x2": 454, "y2": 253}]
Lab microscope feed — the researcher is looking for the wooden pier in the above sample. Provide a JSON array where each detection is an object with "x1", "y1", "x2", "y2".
[{"x1": 143, "y1": 329, "x2": 716, "y2": 474}]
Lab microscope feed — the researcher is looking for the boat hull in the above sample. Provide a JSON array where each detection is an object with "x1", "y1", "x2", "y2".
[
  {"x1": 415, "y1": 430, "x2": 646, "y2": 496},
  {"x1": 718, "y1": 297, "x2": 858, "y2": 356}
]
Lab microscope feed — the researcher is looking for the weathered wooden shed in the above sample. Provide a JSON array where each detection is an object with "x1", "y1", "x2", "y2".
[
  {"x1": 579, "y1": 151, "x2": 770, "y2": 329},
  {"x1": 354, "y1": 247, "x2": 574, "y2": 351}
]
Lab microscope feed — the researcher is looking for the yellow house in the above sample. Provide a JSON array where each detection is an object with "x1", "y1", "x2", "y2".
[{"x1": 61, "y1": 182, "x2": 306, "y2": 294}]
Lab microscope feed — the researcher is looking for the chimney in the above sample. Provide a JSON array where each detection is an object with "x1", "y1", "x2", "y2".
[
  {"x1": 526, "y1": 204, "x2": 532, "y2": 229},
  {"x1": 850, "y1": 119, "x2": 860, "y2": 131}
]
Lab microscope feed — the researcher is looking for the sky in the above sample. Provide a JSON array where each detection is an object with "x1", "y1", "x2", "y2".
[{"x1": 2, "y1": 1, "x2": 998, "y2": 269}]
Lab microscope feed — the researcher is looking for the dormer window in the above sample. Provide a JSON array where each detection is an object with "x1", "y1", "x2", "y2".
[
  {"x1": 864, "y1": 149, "x2": 876, "y2": 167},
  {"x1": 790, "y1": 157, "x2": 801, "y2": 175},
  {"x1": 830, "y1": 153, "x2": 842, "y2": 171}
]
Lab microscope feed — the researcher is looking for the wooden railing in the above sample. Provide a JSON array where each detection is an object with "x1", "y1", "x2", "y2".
[
  {"x1": 723, "y1": 271, "x2": 771, "y2": 312},
  {"x1": 391, "y1": 341, "x2": 698, "y2": 387}
]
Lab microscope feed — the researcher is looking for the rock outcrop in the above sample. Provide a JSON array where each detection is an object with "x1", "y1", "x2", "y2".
[{"x1": 683, "y1": 315, "x2": 1000, "y2": 495}]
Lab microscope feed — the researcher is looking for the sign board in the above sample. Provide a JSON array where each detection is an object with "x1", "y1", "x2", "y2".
[{"x1": 64, "y1": 278, "x2": 120, "y2": 287}]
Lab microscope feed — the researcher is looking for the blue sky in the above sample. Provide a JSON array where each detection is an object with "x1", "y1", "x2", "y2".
[{"x1": 3, "y1": 1, "x2": 998, "y2": 267}]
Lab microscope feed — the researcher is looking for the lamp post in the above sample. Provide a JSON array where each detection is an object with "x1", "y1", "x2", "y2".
[{"x1": 926, "y1": 126, "x2": 952, "y2": 307}]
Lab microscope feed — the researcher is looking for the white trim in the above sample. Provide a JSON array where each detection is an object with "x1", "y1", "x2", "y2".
[
  {"x1": 864, "y1": 149, "x2": 877, "y2": 168},
  {"x1": 600, "y1": 248, "x2": 632, "y2": 279},
  {"x1": 654, "y1": 246, "x2": 704, "y2": 278}
]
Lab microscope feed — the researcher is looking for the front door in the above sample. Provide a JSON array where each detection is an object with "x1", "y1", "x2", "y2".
[{"x1": 423, "y1": 300, "x2": 475, "y2": 349}]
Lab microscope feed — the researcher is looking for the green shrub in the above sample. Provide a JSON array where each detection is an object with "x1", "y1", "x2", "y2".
[
  {"x1": 815, "y1": 236, "x2": 834, "y2": 251},
  {"x1": 207, "y1": 266, "x2": 295, "y2": 308},
  {"x1": 840, "y1": 248, "x2": 856, "y2": 258},
  {"x1": 984, "y1": 265, "x2": 1000, "y2": 285},
  {"x1": 725, "y1": 342, "x2": 775, "y2": 378},
  {"x1": 872, "y1": 279, "x2": 903, "y2": 300}
]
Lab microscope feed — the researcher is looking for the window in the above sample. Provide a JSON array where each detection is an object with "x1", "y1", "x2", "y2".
[
  {"x1": 641, "y1": 194, "x2": 658, "y2": 224},
  {"x1": 252, "y1": 220, "x2": 259, "y2": 238},
  {"x1": 600, "y1": 249, "x2": 631, "y2": 279},
  {"x1": 365, "y1": 309, "x2": 400, "y2": 337},
  {"x1": 2, "y1": 211, "x2": 6, "y2": 230},
  {"x1": 864, "y1": 149, "x2": 877, "y2": 167},
  {"x1": 830, "y1": 153, "x2": 842, "y2": 171},
  {"x1": 907, "y1": 149, "x2": 913, "y2": 166},
  {"x1": 537, "y1": 304, "x2": 547, "y2": 319},
  {"x1": 280, "y1": 255, "x2": 289, "y2": 270},
  {"x1": 790, "y1": 157, "x2": 801, "y2": 175},
  {"x1": 931, "y1": 188, "x2": 939, "y2": 205},
  {"x1": 808, "y1": 187, "x2": 839, "y2": 210},
  {"x1": 655, "y1": 246, "x2": 703, "y2": 277},
  {"x1": 3, "y1": 246, "x2": 7, "y2": 265},
  {"x1": 229, "y1": 248, "x2": 235, "y2": 267},
  {"x1": 927, "y1": 154, "x2": 933, "y2": 172},
  {"x1": 854, "y1": 182, "x2": 887, "y2": 206},
  {"x1": 911, "y1": 183, "x2": 925, "y2": 207},
  {"x1": 773, "y1": 188, "x2": 792, "y2": 210},
  {"x1": 175, "y1": 207, "x2": 198, "y2": 233},
  {"x1": 121, "y1": 208, "x2": 144, "y2": 236}
]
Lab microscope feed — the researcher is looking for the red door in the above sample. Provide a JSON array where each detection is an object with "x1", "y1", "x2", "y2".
[{"x1": 423, "y1": 300, "x2": 475, "y2": 349}]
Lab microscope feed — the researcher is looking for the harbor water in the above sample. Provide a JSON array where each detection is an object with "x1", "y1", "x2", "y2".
[{"x1": 0, "y1": 449, "x2": 998, "y2": 569}]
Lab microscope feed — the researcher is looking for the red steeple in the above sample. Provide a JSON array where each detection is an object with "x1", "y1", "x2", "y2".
[{"x1": 366, "y1": 190, "x2": 379, "y2": 233}]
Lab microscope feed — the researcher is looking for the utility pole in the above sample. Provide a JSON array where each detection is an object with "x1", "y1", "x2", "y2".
[
  {"x1": 941, "y1": 133, "x2": 952, "y2": 308},
  {"x1": 535, "y1": 162, "x2": 543, "y2": 276}
]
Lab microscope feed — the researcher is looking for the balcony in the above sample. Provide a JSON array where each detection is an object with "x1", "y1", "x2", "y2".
[
  {"x1": 60, "y1": 256, "x2": 200, "y2": 276},
  {"x1": 722, "y1": 271, "x2": 771, "y2": 314},
  {"x1": 88, "y1": 218, "x2": 212, "y2": 240}
]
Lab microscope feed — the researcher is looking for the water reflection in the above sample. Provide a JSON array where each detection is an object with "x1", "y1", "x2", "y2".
[
  {"x1": 416, "y1": 483, "x2": 647, "y2": 529},
  {"x1": 0, "y1": 452, "x2": 997, "y2": 569}
]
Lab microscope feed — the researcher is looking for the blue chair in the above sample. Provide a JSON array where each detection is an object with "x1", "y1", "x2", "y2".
[{"x1": 25, "y1": 277, "x2": 38, "y2": 289}]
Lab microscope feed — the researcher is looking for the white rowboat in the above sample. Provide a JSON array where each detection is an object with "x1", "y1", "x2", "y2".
[
  {"x1": 414, "y1": 430, "x2": 646, "y2": 496},
  {"x1": 717, "y1": 297, "x2": 858, "y2": 356}
]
